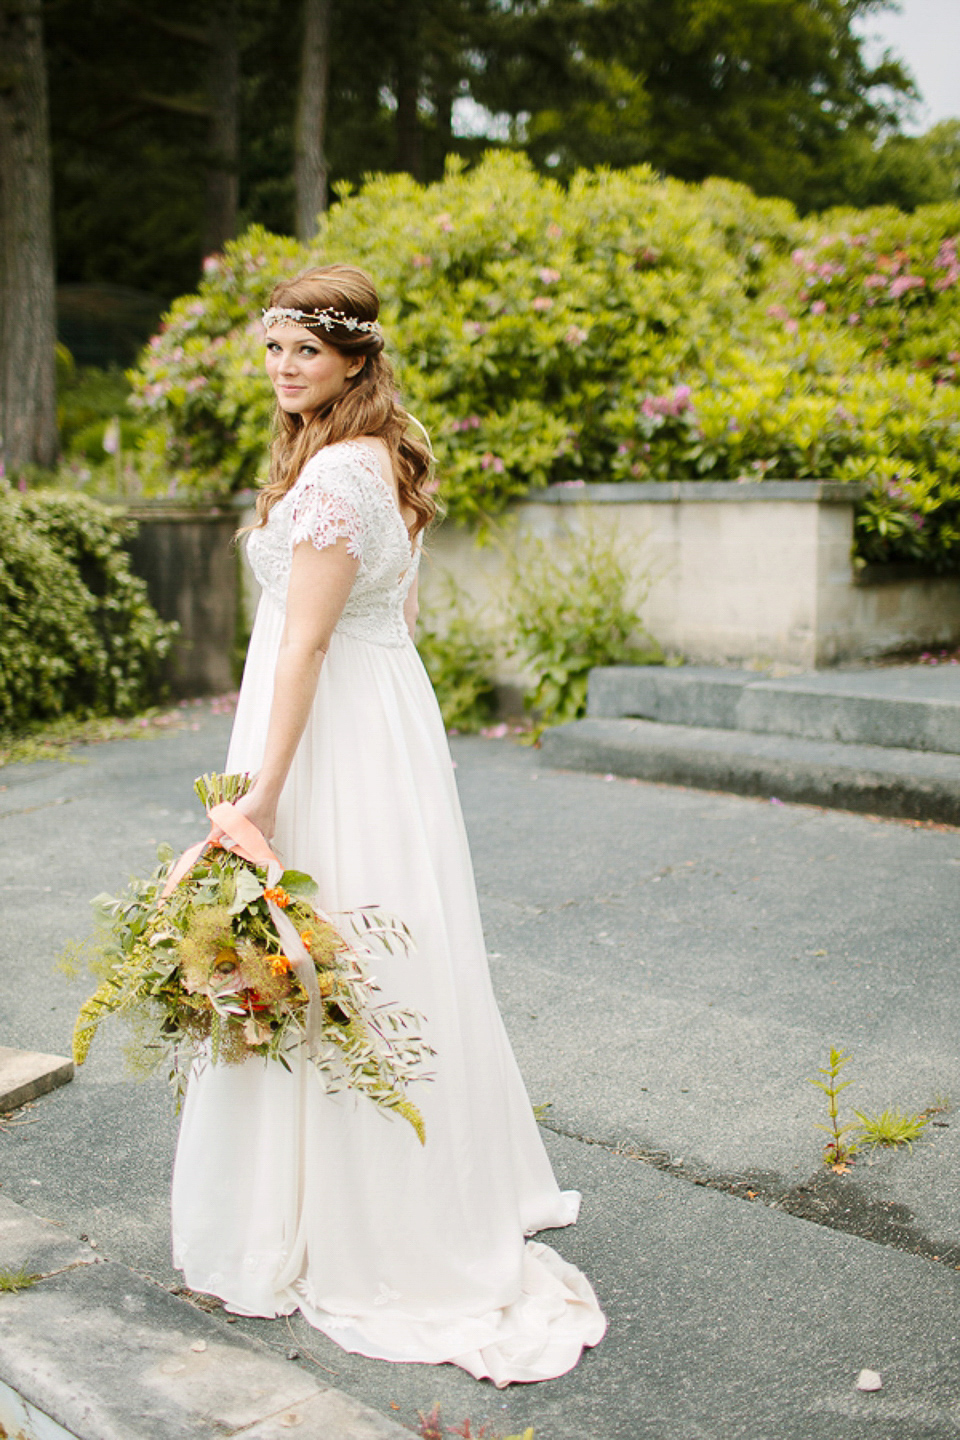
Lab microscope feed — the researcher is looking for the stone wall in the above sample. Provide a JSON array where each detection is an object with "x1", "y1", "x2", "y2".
[
  {"x1": 126, "y1": 502, "x2": 240, "y2": 697},
  {"x1": 420, "y1": 481, "x2": 960, "y2": 671}
]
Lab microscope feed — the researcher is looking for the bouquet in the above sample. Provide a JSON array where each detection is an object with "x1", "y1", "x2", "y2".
[{"x1": 72, "y1": 772, "x2": 432, "y2": 1141}]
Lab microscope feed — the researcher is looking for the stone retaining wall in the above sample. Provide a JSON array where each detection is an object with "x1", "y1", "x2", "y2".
[
  {"x1": 421, "y1": 481, "x2": 960, "y2": 670},
  {"x1": 127, "y1": 502, "x2": 240, "y2": 696}
]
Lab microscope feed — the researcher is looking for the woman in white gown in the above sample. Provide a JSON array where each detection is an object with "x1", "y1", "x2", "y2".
[{"x1": 171, "y1": 264, "x2": 606, "y2": 1386}]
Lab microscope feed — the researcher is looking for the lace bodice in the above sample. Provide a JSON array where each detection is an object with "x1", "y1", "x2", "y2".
[{"x1": 247, "y1": 440, "x2": 420, "y2": 647}]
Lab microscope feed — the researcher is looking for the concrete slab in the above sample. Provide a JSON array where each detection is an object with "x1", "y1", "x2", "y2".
[
  {"x1": 0, "y1": 1193, "x2": 95, "y2": 1276},
  {"x1": 588, "y1": 663, "x2": 960, "y2": 753},
  {"x1": 542, "y1": 715, "x2": 960, "y2": 822},
  {"x1": 229, "y1": 1129, "x2": 960, "y2": 1440},
  {"x1": 0, "y1": 1207, "x2": 409, "y2": 1440},
  {"x1": 0, "y1": 1048, "x2": 73, "y2": 1114},
  {"x1": 4, "y1": 711, "x2": 960, "y2": 1438},
  {"x1": 588, "y1": 666, "x2": 752, "y2": 730}
]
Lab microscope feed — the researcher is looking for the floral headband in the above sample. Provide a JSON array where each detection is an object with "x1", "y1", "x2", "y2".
[{"x1": 261, "y1": 305, "x2": 382, "y2": 336}]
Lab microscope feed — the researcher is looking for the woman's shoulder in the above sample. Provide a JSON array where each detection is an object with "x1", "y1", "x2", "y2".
[{"x1": 297, "y1": 436, "x2": 388, "y2": 489}]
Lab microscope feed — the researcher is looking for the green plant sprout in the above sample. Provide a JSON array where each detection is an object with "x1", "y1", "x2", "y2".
[
  {"x1": 854, "y1": 1106, "x2": 932, "y2": 1151},
  {"x1": 808, "y1": 1047, "x2": 859, "y2": 1168},
  {"x1": 0, "y1": 1268, "x2": 40, "y2": 1293}
]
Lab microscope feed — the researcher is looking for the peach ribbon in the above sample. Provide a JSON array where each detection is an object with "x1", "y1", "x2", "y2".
[{"x1": 162, "y1": 801, "x2": 325, "y2": 1048}]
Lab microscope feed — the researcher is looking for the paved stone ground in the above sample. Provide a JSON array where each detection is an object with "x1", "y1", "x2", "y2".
[{"x1": 2, "y1": 709, "x2": 959, "y2": 1438}]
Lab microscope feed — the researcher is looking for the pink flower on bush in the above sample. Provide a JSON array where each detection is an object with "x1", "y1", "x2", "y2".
[
  {"x1": 863, "y1": 274, "x2": 887, "y2": 290},
  {"x1": 412, "y1": 254, "x2": 432, "y2": 269},
  {"x1": 889, "y1": 274, "x2": 925, "y2": 299},
  {"x1": 466, "y1": 321, "x2": 488, "y2": 338},
  {"x1": 480, "y1": 452, "x2": 505, "y2": 473},
  {"x1": 538, "y1": 267, "x2": 561, "y2": 284},
  {"x1": 434, "y1": 212, "x2": 454, "y2": 233},
  {"x1": 847, "y1": 313, "x2": 861, "y2": 326},
  {"x1": 186, "y1": 376, "x2": 207, "y2": 393},
  {"x1": 453, "y1": 416, "x2": 482, "y2": 432},
  {"x1": 202, "y1": 255, "x2": 221, "y2": 275},
  {"x1": 641, "y1": 384, "x2": 694, "y2": 419},
  {"x1": 532, "y1": 296, "x2": 553, "y2": 311},
  {"x1": 785, "y1": 319, "x2": 799, "y2": 335},
  {"x1": 810, "y1": 299, "x2": 827, "y2": 316},
  {"x1": 767, "y1": 304, "x2": 790, "y2": 322},
  {"x1": 564, "y1": 325, "x2": 588, "y2": 347}
]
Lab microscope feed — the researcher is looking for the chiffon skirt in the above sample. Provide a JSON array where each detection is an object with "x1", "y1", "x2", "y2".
[{"x1": 171, "y1": 595, "x2": 606, "y2": 1385}]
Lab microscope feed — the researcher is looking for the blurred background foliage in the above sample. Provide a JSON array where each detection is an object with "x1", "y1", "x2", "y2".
[
  {"x1": 46, "y1": 0, "x2": 958, "y2": 315},
  {"x1": 119, "y1": 155, "x2": 960, "y2": 569},
  {"x1": 34, "y1": 0, "x2": 960, "y2": 573}
]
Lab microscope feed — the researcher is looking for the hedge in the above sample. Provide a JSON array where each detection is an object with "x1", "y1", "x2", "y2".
[
  {"x1": 128, "y1": 152, "x2": 960, "y2": 569},
  {"x1": 0, "y1": 488, "x2": 177, "y2": 731}
]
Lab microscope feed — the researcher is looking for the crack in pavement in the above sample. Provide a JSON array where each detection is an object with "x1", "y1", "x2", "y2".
[{"x1": 539, "y1": 1118, "x2": 960, "y2": 1272}]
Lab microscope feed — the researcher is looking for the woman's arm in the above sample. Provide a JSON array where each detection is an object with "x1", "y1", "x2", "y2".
[{"x1": 234, "y1": 537, "x2": 358, "y2": 839}]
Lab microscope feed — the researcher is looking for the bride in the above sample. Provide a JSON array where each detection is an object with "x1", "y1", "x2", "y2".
[{"x1": 171, "y1": 263, "x2": 606, "y2": 1386}]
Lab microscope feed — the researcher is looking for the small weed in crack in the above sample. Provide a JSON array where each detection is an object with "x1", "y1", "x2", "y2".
[{"x1": 0, "y1": 1267, "x2": 40, "y2": 1293}]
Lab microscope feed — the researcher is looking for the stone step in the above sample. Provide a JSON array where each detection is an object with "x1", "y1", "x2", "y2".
[
  {"x1": 0, "y1": 1194, "x2": 408, "y2": 1440},
  {"x1": 540, "y1": 716, "x2": 960, "y2": 824},
  {"x1": 0, "y1": 1048, "x2": 73, "y2": 1114},
  {"x1": 588, "y1": 664, "x2": 960, "y2": 754}
]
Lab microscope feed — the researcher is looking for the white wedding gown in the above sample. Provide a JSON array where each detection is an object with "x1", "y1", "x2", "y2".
[{"x1": 171, "y1": 439, "x2": 606, "y2": 1385}]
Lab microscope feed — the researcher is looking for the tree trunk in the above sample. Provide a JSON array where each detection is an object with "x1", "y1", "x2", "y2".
[
  {"x1": 0, "y1": 0, "x2": 57, "y2": 473},
  {"x1": 203, "y1": 0, "x2": 240, "y2": 256},
  {"x1": 295, "y1": 0, "x2": 331, "y2": 240},
  {"x1": 395, "y1": 7, "x2": 423, "y2": 180}
]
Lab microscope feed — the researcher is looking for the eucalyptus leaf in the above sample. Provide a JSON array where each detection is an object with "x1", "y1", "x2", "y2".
[{"x1": 227, "y1": 866, "x2": 264, "y2": 915}]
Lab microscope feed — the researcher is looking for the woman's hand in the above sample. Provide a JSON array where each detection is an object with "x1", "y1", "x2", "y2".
[{"x1": 231, "y1": 779, "x2": 279, "y2": 844}]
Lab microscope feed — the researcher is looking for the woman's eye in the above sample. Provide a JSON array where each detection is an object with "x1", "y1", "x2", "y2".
[{"x1": 301, "y1": 346, "x2": 319, "y2": 356}]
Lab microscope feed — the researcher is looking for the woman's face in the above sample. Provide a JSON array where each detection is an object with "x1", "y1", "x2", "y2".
[{"x1": 264, "y1": 323, "x2": 363, "y2": 420}]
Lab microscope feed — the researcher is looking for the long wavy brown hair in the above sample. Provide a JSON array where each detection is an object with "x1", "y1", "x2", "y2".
[{"x1": 252, "y1": 264, "x2": 436, "y2": 537}]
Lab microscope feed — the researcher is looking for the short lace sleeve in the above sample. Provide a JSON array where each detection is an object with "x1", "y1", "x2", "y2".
[{"x1": 288, "y1": 450, "x2": 366, "y2": 562}]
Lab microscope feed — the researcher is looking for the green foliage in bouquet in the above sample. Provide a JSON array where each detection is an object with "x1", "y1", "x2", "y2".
[
  {"x1": 127, "y1": 152, "x2": 960, "y2": 569},
  {"x1": 0, "y1": 486, "x2": 176, "y2": 732},
  {"x1": 72, "y1": 773, "x2": 432, "y2": 1141}
]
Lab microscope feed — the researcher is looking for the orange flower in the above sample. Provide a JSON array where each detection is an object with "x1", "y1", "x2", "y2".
[
  {"x1": 300, "y1": 929, "x2": 314, "y2": 947},
  {"x1": 264, "y1": 886, "x2": 290, "y2": 908},
  {"x1": 270, "y1": 955, "x2": 292, "y2": 977}
]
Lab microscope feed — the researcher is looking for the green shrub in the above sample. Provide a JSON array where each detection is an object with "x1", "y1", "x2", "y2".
[
  {"x1": 0, "y1": 488, "x2": 177, "y2": 731},
  {"x1": 506, "y1": 525, "x2": 663, "y2": 728},
  {"x1": 416, "y1": 581, "x2": 499, "y2": 731},
  {"x1": 128, "y1": 154, "x2": 797, "y2": 508},
  {"x1": 127, "y1": 152, "x2": 960, "y2": 568},
  {"x1": 58, "y1": 365, "x2": 144, "y2": 460}
]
